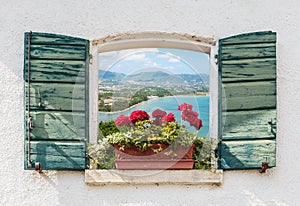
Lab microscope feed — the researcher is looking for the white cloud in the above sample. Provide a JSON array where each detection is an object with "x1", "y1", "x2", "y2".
[
  {"x1": 153, "y1": 62, "x2": 159, "y2": 67},
  {"x1": 118, "y1": 48, "x2": 159, "y2": 63},
  {"x1": 157, "y1": 54, "x2": 169, "y2": 59},
  {"x1": 165, "y1": 66, "x2": 175, "y2": 70},
  {"x1": 144, "y1": 59, "x2": 160, "y2": 68},
  {"x1": 157, "y1": 52, "x2": 182, "y2": 63},
  {"x1": 99, "y1": 51, "x2": 118, "y2": 57},
  {"x1": 99, "y1": 49, "x2": 157, "y2": 70},
  {"x1": 124, "y1": 53, "x2": 147, "y2": 61},
  {"x1": 168, "y1": 58, "x2": 180, "y2": 63},
  {"x1": 119, "y1": 48, "x2": 158, "y2": 59},
  {"x1": 98, "y1": 51, "x2": 119, "y2": 70},
  {"x1": 99, "y1": 48, "x2": 165, "y2": 73}
]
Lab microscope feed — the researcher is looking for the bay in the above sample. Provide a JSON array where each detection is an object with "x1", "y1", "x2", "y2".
[{"x1": 99, "y1": 96, "x2": 209, "y2": 137}]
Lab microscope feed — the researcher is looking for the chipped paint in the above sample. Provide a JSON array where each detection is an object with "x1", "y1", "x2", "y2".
[{"x1": 92, "y1": 32, "x2": 216, "y2": 46}]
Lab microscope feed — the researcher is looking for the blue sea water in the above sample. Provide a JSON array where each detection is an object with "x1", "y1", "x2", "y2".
[{"x1": 99, "y1": 96, "x2": 209, "y2": 137}]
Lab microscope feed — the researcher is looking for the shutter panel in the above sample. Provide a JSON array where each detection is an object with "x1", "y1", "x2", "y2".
[
  {"x1": 24, "y1": 32, "x2": 89, "y2": 170},
  {"x1": 218, "y1": 31, "x2": 276, "y2": 169}
]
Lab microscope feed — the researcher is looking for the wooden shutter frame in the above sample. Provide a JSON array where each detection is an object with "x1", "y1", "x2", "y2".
[
  {"x1": 24, "y1": 32, "x2": 90, "y2": 170},
  {"x1": 218, "y1": 31, "x2": 277, "y2": 170}
]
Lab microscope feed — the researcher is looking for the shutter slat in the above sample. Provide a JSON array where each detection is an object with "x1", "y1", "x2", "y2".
[
  {"x1": 27, "y1": 141, "x2": 86, "y2": 170},
  {"x1": 222, "y1": 58, "x2": 276, "y2": 82},
  {"x1": 223, "y1": 81, "x2": 276, "y2": 111},
  {"x1": 30, "y1": 45, "x2": 86, "y2": 60},
  {"x1": 25, "y1": 111, "x2": 85, "y2": 141},
  {"x1": 219, "y1": 31, "x2": 277, "y2": 170},
  {"x1": 221, "y1": 140, "x2": 276, "y2": 169},
  {"x1": 29, "y1": 32, "x2": 88, "y2": 45},
  {"x1": 24, "y1": 32, "x2": 89, "y2": 170},
  {"x1": 220, "y1": 31, "x2": 276, "y2": 45},
  {"x1": 24, "y1": 59, "x2": 86, "y2": 83},
  {"x1": 222, "y1": 110, "x2": 276, "y2": 140},
  {"x1": 224, "y1": 95, "x2": 276, "y2": 111},
  {"x1": 25, "y1": 83, "x2": 85, "y2": 111},
  {"x1": 223, "y1": 81, "x2": 276, "y2": 97},
  {"x1": 221, "y1": 43, "x2": 276, "y2": 60}
]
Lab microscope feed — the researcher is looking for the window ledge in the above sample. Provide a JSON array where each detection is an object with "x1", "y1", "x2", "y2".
[{"x1": 85, "y1": 169, "x2": 223, "y2": 186}]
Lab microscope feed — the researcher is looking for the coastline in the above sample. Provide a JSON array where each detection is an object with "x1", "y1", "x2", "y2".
[
  {"x1": 99, "y1": 99, "x2": 151, "y2": 114},
  {"x1": 98, "y1": 94, "x2": 208, "y2": 114}
]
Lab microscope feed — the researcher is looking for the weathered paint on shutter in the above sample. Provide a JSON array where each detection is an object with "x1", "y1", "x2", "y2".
[
  {"x1": 218, "y1": 31, "x2": 276, "y2": 169},
  {"x1": 24, "y1": 32, "x2": 89, "y2": 170}
]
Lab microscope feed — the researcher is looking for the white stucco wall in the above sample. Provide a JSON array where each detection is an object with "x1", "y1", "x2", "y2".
[{"x1": 1, "y1": 0, "x2": 300, "y2": 205}]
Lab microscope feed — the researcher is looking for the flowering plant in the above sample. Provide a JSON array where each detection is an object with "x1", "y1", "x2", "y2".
[
  {"x1": 107, "y1": 103, "x2": 203, "y2": 151},
  {"x1": 115, "y1": 103, "x2": 201, "y2": 128},
  {"x1": 89, "y1": 103, "x2": 218, "y2": 170},
  {"x1": 129, "y1": 110, "x2": 150, "y2": 123},
  {"x1": 178, "y1": 103, "x2": 203, "y2": 130}
]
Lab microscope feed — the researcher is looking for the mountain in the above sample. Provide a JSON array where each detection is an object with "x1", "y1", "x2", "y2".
[
  {"x1": 99, "y1": 70, "x2": 209, "y2": 85},
  {"x1": 125, "y1": 71, "x2": 173, "y2": 83},
  {"x1": 178, "y1": 73, "x2": 209, "y2": 84},
  {"x1": 99, "y1": 70, "x2": 125, "y2": 81},
  {"x1": 125, "y1": 71, "x2": 209, "y2": 85}
]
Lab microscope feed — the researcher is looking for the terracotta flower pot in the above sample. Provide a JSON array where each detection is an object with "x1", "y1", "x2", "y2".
[
  {"x1": 113, "y1": 144, "x2": 194, "y2": 159},
  {"x1": 113, "y1": 144, "x2": 195, "y2": 169}
]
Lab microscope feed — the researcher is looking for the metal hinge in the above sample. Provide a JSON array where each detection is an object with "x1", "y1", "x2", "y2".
[
  {"x1": 26, "y1": 31, "x2": 41, "y2": 172},
  {"x1": 89, "y1": 54, "x2": 93, "y2": 64},
  {"x1": 259, "y1": 162, "x2": 269, "y2": 173},
  {"x1": 214, "y1": 54, "x2": 218, "y2": 64},
  {"x1": 27, "y1": 31, "x2": 33, "y2": 169}
]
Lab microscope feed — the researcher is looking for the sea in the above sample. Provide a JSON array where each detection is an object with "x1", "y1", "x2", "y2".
[{"x1": 99, "y1": 96, "x2": 209, "y2": 137}]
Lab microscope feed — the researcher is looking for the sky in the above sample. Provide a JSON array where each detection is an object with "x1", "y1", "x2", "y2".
[{"x1": 98, "y1": 48, "x2": 209, "y2": 75}]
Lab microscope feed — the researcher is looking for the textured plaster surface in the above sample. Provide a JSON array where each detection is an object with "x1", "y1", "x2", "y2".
[{"x1": 0, "y1": 0, "x2": 300, "y2": 205}]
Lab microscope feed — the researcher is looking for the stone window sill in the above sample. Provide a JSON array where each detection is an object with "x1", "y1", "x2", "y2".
[{"x1": 85, "y1": 169, "x2": 223, "y2": 186}]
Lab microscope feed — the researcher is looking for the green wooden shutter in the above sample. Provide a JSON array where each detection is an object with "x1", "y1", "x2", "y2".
[
  {"x1": 24, "y1": 32, "x2": 89, "y2": 170},
  {"x1": 218, "y1": 31, "x2": 276, "y2": 169}
]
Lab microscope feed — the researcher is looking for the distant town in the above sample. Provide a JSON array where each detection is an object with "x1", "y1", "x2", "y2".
[{"x1": 98, "y1": 70, "x2": 209, "y2": 112}]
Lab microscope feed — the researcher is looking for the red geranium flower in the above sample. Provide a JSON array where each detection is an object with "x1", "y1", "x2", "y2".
[
  {"x1": 152, "y1": 109, "x2": 167, "y2": 118},
  {"x1": 178, "y1": 103, "x2": 193, "y2": 111},
  {"x1": 190, "y1": 119, "x2": 202, "y2": 130},
  {"x1": 152, "y1": 109, "x2": 167, "y2": 126},
  {"x1": 183, "y1": 110, "x2": 198, "y2": 119},
  {"x1": 115, "y1": 115, "x2": 131, "y2": 126},
  {"x1": 178, "y1": 103, "x2": 202, "y2": 130},
  {"x1": 129, "y1": 110, "x2": 150, "y2": 123},
  {"x1": 162, "y1": 113, "x2": 176, "y2": 123}
]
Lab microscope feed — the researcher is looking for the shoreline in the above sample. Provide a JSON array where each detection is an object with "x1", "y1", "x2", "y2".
[
  {"x1": 98, "y1": 94, "x2": 208, "y2": 114},
  {"x1": 99, "y1": 100, "x2": 150, "y2": 114}
]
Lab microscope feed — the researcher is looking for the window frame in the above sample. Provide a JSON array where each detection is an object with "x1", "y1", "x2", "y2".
[
  {"x1": 89, "y1": 33, "x2": 219, "y2": 151},
  {"x1": 23, "y1": 31, "x2": 276, "y2": 175}
]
